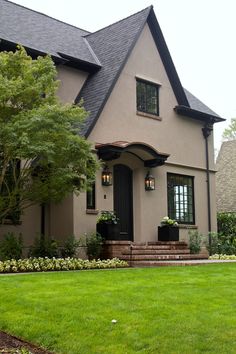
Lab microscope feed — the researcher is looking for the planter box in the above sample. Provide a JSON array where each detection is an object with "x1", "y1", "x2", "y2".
[
  {"x1": 97, "y1": 223, "x2": 120, "y2": 240},
  {"x1": 158, "y1": 226, "x2": 179, "y2": 241}
]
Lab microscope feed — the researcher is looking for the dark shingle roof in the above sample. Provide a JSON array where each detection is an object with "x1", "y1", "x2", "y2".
[
  {"x1": 216, "y1": 140, "x2": 236, "y2": 213},
  {"x1": 184, "y1": 88, "x2": 219, "y2": 117},
  {"x1": 0, "y1": 0, "x2": 223, "y2": 135},
  {"x1": 0, "y1": 0, "x2": 99, "y2": 65},
  {"x1": 76, "y1": 6, "x2": 152, "y2": 136}
]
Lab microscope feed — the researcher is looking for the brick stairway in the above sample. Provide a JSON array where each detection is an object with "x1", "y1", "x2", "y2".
[{"x1": 103, "y1": 241, "x2": 208, "y2": 267}]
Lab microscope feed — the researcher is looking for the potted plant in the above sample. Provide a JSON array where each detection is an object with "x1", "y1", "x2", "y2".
[
  {"x1": 96, "y1": 211, "x2": 120, "y2": 240},
  {"x1": 158, "y1": 216, "x2": 179, "y2": 241}
]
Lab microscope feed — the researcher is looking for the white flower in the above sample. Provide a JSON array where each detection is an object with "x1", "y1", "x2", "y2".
[{"x1": 111, "y1": 319, "x2": 117, "y2": 324}]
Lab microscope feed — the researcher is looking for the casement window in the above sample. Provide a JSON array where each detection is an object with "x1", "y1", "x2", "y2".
[
  {"x1": 136, "y1": 79, "x2": 159, "y2": 116},
  {"x1": 86, "y1": 182, "x2": 96, "y2": 210},
  {"x1": 167, "y1": 173, "x2": 195, "y2": 224}
]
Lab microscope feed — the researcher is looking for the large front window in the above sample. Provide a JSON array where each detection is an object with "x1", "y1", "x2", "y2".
[
  {"x1": 136, "y1": 79, "x2": 159, "y2": 116},
  {"x1": 167, "y1": 173, "x2": 195, "y2": 224}
]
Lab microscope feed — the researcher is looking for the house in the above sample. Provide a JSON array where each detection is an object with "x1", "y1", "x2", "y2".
[
  {"x1": 216, "y1": 140, "x2": 236, "y2": 213},
  {"x1": 0, "y1": 0, "x2": 225, "y2": 256}
]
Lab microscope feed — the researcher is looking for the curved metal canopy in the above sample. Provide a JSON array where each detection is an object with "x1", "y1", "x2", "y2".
[{"x1": 95, "y1": 141, "x2": 170, "y2": 167}]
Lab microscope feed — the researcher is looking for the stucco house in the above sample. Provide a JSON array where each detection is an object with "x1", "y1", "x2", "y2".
[
  {"x1": 216, "y1": 140, "x2": 236, "y2": 213},
  {"x1": 0, "y1": 0, "x2": 225, "y2": 259}
]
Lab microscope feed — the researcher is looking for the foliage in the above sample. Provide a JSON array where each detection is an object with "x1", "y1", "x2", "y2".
[
  {"x1": 83, "y1": 232, "x2": 103, "y2": 260},
  {"x1": 0, "y1": 257, "x2": 128, "y2": 273},
  {"x1": 209, "y1": 254, "x2": 236, "y2": 260},
  {"x1": 29, "y1": 236, "x2": 59, "y2": 258},
  {"x1": 189, "y1": 230, "x2": 203, "y2": 254},
  {"x1": 61, "y1": 235, "x2": 80, "y2": 258},
  {"x1": 0, "y1": 232, "x2": 23, "y2": 260},
  {"x1": 160, "y1": 216, "x2": 178, "y2": 227},
  {"x1": 207, "y1": 232, "x2": 236, "y2": 255},
  {"x1": 217, "y1": 212, "x2": 236, "y2": 238},
  {"x1": 0, "y1": 265, "x2": 235, "y2": 354},
  {"x1": 223, "y1": 117, "x2": 236, "y2": 140},
  {"x1": 0, "y1": 46, "x2": 99, "y2": 223},
  {"x1": 97, "y1": 210, "x2": 119, "y2": 224}
]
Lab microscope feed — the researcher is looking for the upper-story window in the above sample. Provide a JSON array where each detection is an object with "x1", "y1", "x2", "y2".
[{"x1": 136, "y1": 79, "x2": 159, "y2": 116}]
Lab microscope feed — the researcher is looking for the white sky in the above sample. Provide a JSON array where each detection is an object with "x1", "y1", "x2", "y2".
[{"x1": 11, "y1": 0, "x2": 236, "y2": 152}]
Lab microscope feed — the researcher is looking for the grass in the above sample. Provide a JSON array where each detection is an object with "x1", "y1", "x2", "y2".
[{"x1": 0, "y1": 264, "x2": 235, "y2": 354}]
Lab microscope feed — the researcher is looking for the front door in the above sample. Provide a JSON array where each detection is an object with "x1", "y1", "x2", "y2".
[{"x1": 114, "y1": 164, "x2": 133, "y2": 241}]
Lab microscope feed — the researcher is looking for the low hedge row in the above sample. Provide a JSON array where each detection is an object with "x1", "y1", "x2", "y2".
[
  {"x1": 0, "y1": 257, "x2": 128, "y2": 273},
  {"x1": 209, "y1": 254, "x2": 236, "y2": 260}
]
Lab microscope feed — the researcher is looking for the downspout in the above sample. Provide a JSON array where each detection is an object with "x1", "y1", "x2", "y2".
[{"x1": 202, "y1": 123, "x2": 213, "y2": 253}]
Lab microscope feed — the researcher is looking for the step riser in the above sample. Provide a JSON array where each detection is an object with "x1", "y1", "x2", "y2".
[
  {"x1": 122, "y1": 249, "x2": 190, "y2": 255},
  {"x1": 121, "y1": 254, "x2": 208, "y2": 261}
]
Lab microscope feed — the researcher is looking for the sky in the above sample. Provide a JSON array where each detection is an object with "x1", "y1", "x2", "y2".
[{"x1": 11, "y1": 0, "x2": 236, "y2": 153}]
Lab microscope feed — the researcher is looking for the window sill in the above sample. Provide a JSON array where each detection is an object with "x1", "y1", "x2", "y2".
[
  {"x1": 136, "y1": 111, "x2": 162, "y2": 121},
  {"x1": 1, "y1": 219, "x2": 22, "y2": 225},
  {"x1": 178, "y1": 224, "x2": 198, "y2": 229},
  {"x1": 86, "y1": 209, "x2": 99, "y2": 215}
]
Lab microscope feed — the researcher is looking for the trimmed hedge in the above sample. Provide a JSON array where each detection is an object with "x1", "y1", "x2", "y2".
[{"x1": 0, "y1": 257, "x2": 128, "y2": 273}]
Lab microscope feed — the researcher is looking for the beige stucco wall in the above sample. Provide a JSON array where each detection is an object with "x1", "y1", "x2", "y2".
[
  {"x1": 57, "y1": 65, "x2": 88, "y2": 104},
  {"x1": 72, "y1": 23, "x2": 217, "y2": 243}
]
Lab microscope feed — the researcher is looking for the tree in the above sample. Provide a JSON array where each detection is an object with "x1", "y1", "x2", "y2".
[
  {"x1": 223, "y1": 118, "x2": 236, "y2": 140},
  {"x1": 0, "y1": 46, "x2": 99, "y2": 224}
]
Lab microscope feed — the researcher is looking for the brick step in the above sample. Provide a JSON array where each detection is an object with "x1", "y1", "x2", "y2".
[
  {"x1": 121, "y1": 254, "x2": 208, "y2": 261},
  {"x1": 130, "y1": 245, "x2": 188, "y2": 251},
  {"x1": 122, "y1": 249, "x2": 190, "y2": 255},
  {"x1": 130, "y1": 259, "x2": 208, "y2": 267}
]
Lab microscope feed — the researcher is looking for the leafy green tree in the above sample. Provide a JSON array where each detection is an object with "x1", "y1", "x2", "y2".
[
  {"x1": 0, "y1": 46, "x2": 99, "y2": 224},
  {"x1": 223, "y1": 118, "x2": 236, "y2": 140}
]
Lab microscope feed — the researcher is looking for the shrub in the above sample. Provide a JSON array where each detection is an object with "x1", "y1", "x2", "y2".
[
  {"x1": 0, "y1": 232, "x2": 23, "y2": 260},
  {"x1": 29, "y1": 236, "x2": 59, "y2": 258},
  {"x1": 209, "y1": 254, "x2": 236, "y2": 260},
  {"x1": 84, "y1": 232, "x2": 103, "y2": 260},
  {"x1": 207, "y1": 232, "x2": 236, "y2": 255},
  {"x1": 189, "y1": 231, "x2": 203, "y2": 254},
  {"x1": 0, "y1": 257, "x2": 128, "y2": 273},
  {"x1": 61, "y1": 235, "x2": 80, "y2": 258},
  {"x1": 217, "y1": 212, "x2": 236, "y2": 237}
]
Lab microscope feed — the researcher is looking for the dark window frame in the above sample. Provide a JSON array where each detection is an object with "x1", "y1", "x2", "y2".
[
  {"x1": 136, "y1": 78, "x2": 160, "y2": 116},
  {"x1": 167, "y1": 173, "x2": 195, "y2": 225},
  {"x1": 86, "y1": 182, "x2": 96, "y2": 210}
]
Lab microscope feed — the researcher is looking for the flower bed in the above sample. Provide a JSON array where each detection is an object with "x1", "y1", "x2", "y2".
[
  {"x1": 0, "y1": 257, "x2": 128, "y2": 273},
  {"x1": 209, "y1": 254, "x2": 236, "y2": 260}
]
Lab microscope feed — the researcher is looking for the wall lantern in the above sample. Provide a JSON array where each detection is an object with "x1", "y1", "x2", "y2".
[
  {"x1": 102, "y1": 166, "x2": 112, "y2": 186},
  {"x1": 145, "y1": 171, "x2": 155, "y2": 191}
]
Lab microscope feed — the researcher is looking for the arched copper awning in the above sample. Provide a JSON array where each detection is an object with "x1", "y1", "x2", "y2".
[{"x1": 95, "y1": 141, "x2": 170, "y2": 167}]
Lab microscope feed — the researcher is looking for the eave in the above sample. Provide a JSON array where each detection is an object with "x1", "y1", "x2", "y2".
[
  {"x1": 0, "y1": 38, "x2": 101, "y2": 74},
  {"x1": 174, "y1": 105, "x2": 226, "y2": 124}
]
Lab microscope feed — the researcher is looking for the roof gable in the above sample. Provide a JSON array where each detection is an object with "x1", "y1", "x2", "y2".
[
  {"x1": 76, "y1": 6, "x2": 152, "y2": 136},
  {"x1": 76, "y1": 6, "x2": 191, "y2": 137}
]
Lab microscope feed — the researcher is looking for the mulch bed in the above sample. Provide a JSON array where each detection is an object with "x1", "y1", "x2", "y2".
[{"x1": 0, "y1": 331, "x2": 53, "y2": 354}]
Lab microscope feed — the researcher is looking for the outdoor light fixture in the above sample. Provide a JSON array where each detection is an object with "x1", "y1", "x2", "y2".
[
  {"x1": 145, "y1": 171, "x2": 155, "y2": 191},
  {"x1": 102, "y1": 166, "x2": 112, "y2": 186}
]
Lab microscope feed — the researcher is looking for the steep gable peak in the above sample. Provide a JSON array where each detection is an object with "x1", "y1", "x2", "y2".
[{"x1": 84, "y1": 6, "x2": 153, "y2": 38}]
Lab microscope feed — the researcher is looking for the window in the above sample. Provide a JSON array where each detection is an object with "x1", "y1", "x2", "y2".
[
  {"x1": 86, "y1": 182, "x2": 96, "y2": 210},
  {"x1": 136, "y1": 79, "x2": 159, "y2": 116},
  {"x1": 167, "y1": 173, "x2": 195, "y2": 224}
]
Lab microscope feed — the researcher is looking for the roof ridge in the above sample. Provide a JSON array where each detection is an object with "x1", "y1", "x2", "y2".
[
  {"x1": 2, "y1": 0, "x2": 90, "y2": 34},
  {"x1": 84, "y1": 5, "x2": 153, "y2": 38}
]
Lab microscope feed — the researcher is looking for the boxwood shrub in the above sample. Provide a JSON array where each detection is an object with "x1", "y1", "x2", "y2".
[{"x1": 0, "y1": 257, "x2": 128, "y2": 273}]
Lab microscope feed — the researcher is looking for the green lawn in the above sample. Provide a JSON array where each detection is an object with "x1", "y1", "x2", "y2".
[{"x1": 0, "y1": 264, "x2": 235, "y2": 354}]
